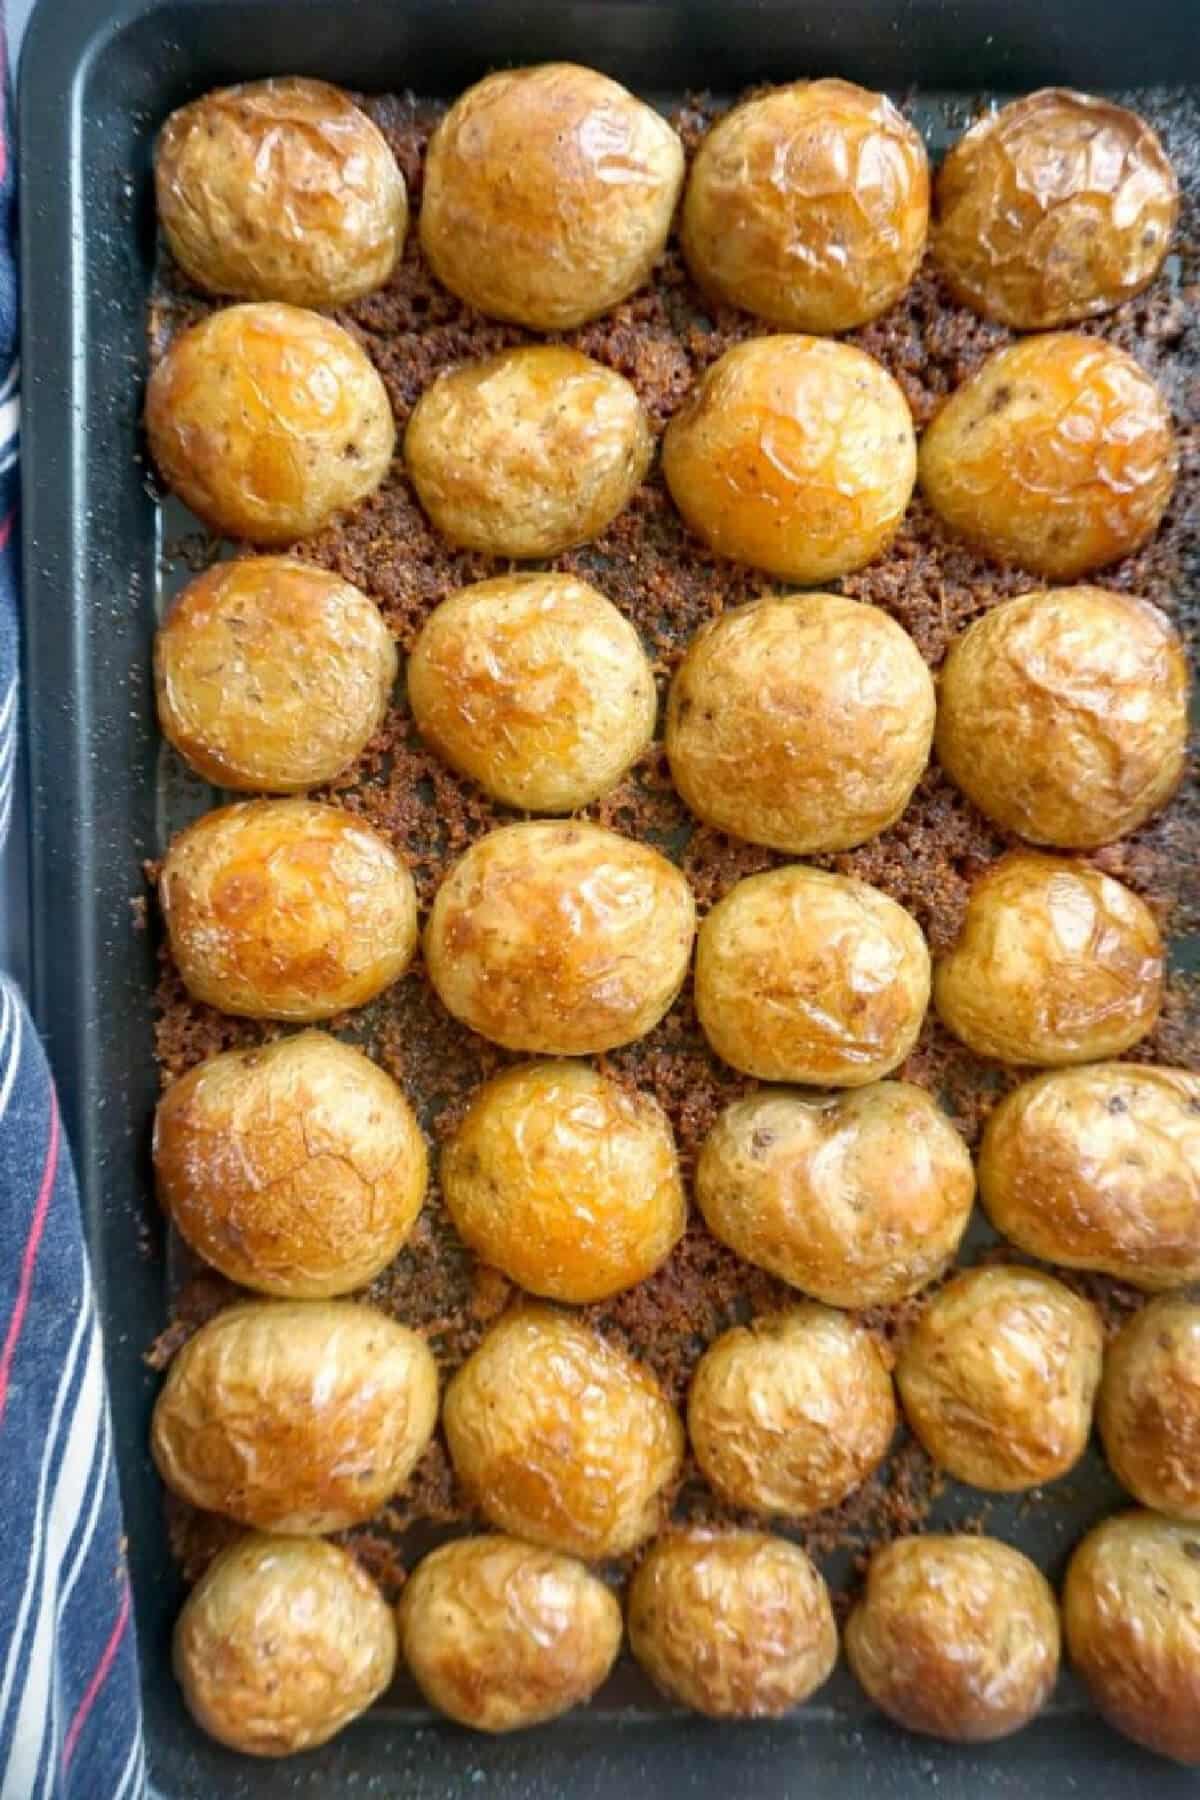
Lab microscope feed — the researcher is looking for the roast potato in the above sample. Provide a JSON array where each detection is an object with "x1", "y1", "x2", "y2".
[{"x1": 1098, "y1": 1293, "x2": 1200, "y2": 1518}]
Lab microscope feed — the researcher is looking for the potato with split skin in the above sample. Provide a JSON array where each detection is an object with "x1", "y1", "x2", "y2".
[{"x1": 1098, "y1": 1293, "x2": 1200, "y2": 1518}]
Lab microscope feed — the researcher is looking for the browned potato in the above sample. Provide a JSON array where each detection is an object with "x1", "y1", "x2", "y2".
[
  {"x1": 155, "y1": 78, "x2": 407, "y2": 307},
  {"x1": 1064, "y1": 1510, "x2": 1200, "y2": 1763},
  {"x1": 174, "y1": 1533, "x2": 396, "y2": 1757},
  {"x1": 424, "y1": 822, "x2": 695, "y2": 1054},
  {"x1": 845, "y1": 1535, "x2": 1060, "y2": 1742},
  {"x1": 696, "y1": 1083, "x2": 974, "y2": 1308},
  {"x1": 933, "y1": 90, "x2": 1178, "y2": 330},
  {"x1": 682, "y1": 79, "x2": 929, "y2": 333},
  {"x1": 397, "y1": 1536, "x2": 621, "y2": 1731},
  {"x1": 695, "y1": 866, "x2": 930, "y2": 1085},
  {"x1": 145, "y1": 302, "x2": 395, "y2": 544},
  {"x1": 936, "y1": 587, "x2": 1189, "y2": 849},
  {"x1": 933, "y1": 851, "x2": 1164, "y2": 1065},
  {"x1": 918, "y1": 334, "x2": 1176, "y2": 580},
  {"x1": 688, "y1": 1308, "x2": 896, "y2": 1516},
  {"x1": 667, "y1": 593, "x2": 933, "y2": 853},
  {"x1": 896, "y1": 1265, "x2": 1103, "y2": 1491},
  {"x1": 1098, "y1": 1294, "x2": 1200, "y2": 1518},
  {"x1": 663, "y1": 336, "x2": 916, "y2": 582},
  {"x1": 442, "y1": 1062, "x2": 684, "y2": 1303},
  {"x1": 154, "y1": 1032, "x2": 427, "y2": 1298},
  {"x1": 627, "y1": 1529, "x2": 837, "y2": 1718},
  {"x1": 443, "y1": 1306, "x2": 683, "y2": 1558},
  {"x1": 407, "y1": 574, "x2": 655, "y2": 811},
  {"x1": 154, "y1": 556, "x2": 397, "y2": 792},
  {"x1": 151, "y1": 1299, "x2": 437, "y2": 1532},
  {"x1": 420, "y1": 64, "x2": 683, "y2": 329}
]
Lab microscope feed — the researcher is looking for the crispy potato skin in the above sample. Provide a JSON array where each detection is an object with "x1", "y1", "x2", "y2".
[
  {"x1": 932, "y1": 89, "x2": 1178, "y2": 330},
  {"x1": 145, "y1": 302, "x2": 395, "y2": 544},
  {"x1": 663, "y1": 337, "x2": 915, "y2": 583},
  {"x1": 408, "y1": 574, "x2": 655, "y2": 811},
  {"x1": 443, "y1": 1307, "x2": 684, "y2": 1558},
  {"x1": 155, "y1": 78, "x2": 407, "y2": 306},
  {"x1": 845, "y1": 1535, "x2": 1060, "y2": 1742},
  {"x1": 153, "y1": 1032, "x2": 427, "y2": 1298},
  {"x1": 695, "y1": 865, "x2": 930, "y2": 1085},
  {"x1": 1098, "y1": 1293, "x2": 1200, "y2": 1517},
  {"x1": 159, "y1": 798, "x2": 417, "y2": 1021},
  {"x1": 627, "y1": 1529, "x2": 837, "y2": 1718},
  {"x1": 696, "y1": 1083, "x2": 974, "y2": 1307},
  {"x1": 174, "y1": 1533, "x2": 396, "y2": 1757},
  {"x1": 154, "y1": 556, "x2": 397, "y2": 792},
  {"x1": 935, "y1": 587, "x2": 1189, "y2": 849},
  {"x1": 151, "y1": 1300, "x2": 438, "y2": 1532},
  {"x1": 933, "y1": 851, "x2": 1164, "y2": 1065},
  {"x1": 688, "y1": 1307, "x2": 896, "y2": 1516},
  {"x1": 424, "y1": 821, "x2": 695, "y2": 1055},
  {"x1": 918, "y1": 334, "x2": 1176, "y2": 580},
  {"x1": 419, "y1": 63, "x2": 683, "y2": 329},
  {"x1": 979, "y1": 1064, "x2": 1200, "y2": 1290},
  {"x1": 397, "y1": 1535, "x2": 621, "y2": 1731},
  {"x1": 896, "y1": 1265, "x2": 1103, "y2": 1492},
  {"x1": 682, "y1": 79, "x2": 929, "y2": 333}
]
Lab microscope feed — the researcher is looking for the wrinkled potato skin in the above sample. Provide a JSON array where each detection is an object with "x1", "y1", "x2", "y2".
[
  {"x1": 662, "y1": 337, "x2": 916, "y2": 582},
  {"x1": 397, "y1": 1536, "x2": 621, "y2": 1731},
  {"x1": 1098, "y1": 1294, "x2": 1200, "y2": 1517},
  {"x1": 845, "y1": 1535, "x2": 1060, "y2": 1742},
  {"x1": 688, "y1": 1308, "x2": 896, "y2": 1516},
  {"x1": 151, "y1": 1300, "x2": 438, "y2": 1532},
  {"x1": 443, "y1": 1307, "x2": 684, "y2": 1559},
  {"x1": 933, "y1": 851, "x2": 1164, "y2": 1065},
  {"x1": 896, "y1": 1266, "x2": 1103, "y2": 1491},
  {"x1": 425, "y1": 822, "x2": 695, "y2": 1054},
  {"x1": 145, "y1": 303, "x2": 395, "y2": 544},
  {"x1": 696, "y1": 1083, "x2": 974, "y2": 1307},
  {"x1": 682, "y1": 79, "x2": 929, "y2": 333},
  {"x1": 420, "y1": 63, "x2": 683, "y2": 330},
  {"x1": 160, "y1": 799, "x2": 417, "y2": 1021},
  {"x1": 154, "y1": 556, "x2": 397, "y2": 792},
  {"x1": 695, "y1": 865, "x2": 930, "y2": 1085},
  {"x1": 1064, "y1": 1510, "x2": 1200, "y2": 1763},
  {"x1": 155, "y1": 78, "x2": 407, "y2": 306},
  {"x1": 979, "y1": 1064, "x2": 1200, "y2": 1290},
  {"x1": 174, "y1": 1534, "x2": 396, "y2": 1757},
  {"x1": 936, "y1": 587, "x2": 1189, "y2": 849},
  {"x1": 408, "y1": 574, "x2": 656, "y2": 811},
  {"x1": 153, "y1": 1032, "x2": 427, "y2": 1298},
  {"x1": 627, "y1": 1530, "x2": 837, "y2": 1718},
  {"x1": 933, "y1": 90, "x2": 1178, "y2": 330},
  {"x1": 918, "y1": 334, "x2": 1176, "y2": 580},
  {"x1": 442, "y1": 1062, "x2": 685, "y2": 1303}
]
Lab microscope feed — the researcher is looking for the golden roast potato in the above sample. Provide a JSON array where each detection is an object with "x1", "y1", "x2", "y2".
[
  {"x1": 424, "y1": 821, "x2": 695, "y2": 1054},
  {"x1": 695, "y1": 865, "x2": 930, "y2": 1085},
  {"x1": 174, "y1": 1533, "x2": 396, "y2": 1757},
  {"x1": 442, "y1": 1061, "x2": 684, "y2": 1303},
  {"x1": 155, "y1": 77, "x2": 407, "y2": 306},
  {"x1": 666, "y1": 593, "x2": 934, "y2": 854},
  {"x1": 407, "y1": 574, "x2": 655, "y2": 811},
  {"x1": 918, "y1": 334, "x2": 1176, "y2": 579},
  {"x1": 696, "y1": 1082, "x2": 974, "y2": 1308},
  {"x1": 933, "y1": 851, "x2": 1164, "y2": 1065},
  {"x1": 420, "y1": 63, "x2": 683, "y2": 329},
  {"x1": 1098, "y1": 1293, "x2": 1200, "y2": 1518},
  {"x1": 145, "y1": 302, "x2": 395, "y2": 544},
  {"x1": 688, "y1": 1307, "x2": 896, "y2": 1516},
  {"x1": 151, "y1": 1300, "x2": 438, "y2": 1532},
  {"x1": 397, "y1": 1535, "x2": 621, "y2": 1732},
  {"x1": 932, "y1": 89, "x2": 1178, "y2": 330},
  {"x1": 845, "y1": 1535, "x2": 1060, "y2": 1742},
  {"x1": 896, "y1": 1265, "x2": 1103, "y2": 1492},
  {"x1": 443, "y1": 1306, "x2": 683, "y2": 1559},
  {"x1": 159, "y1": 799, "x2": 417, "y2": 1021},
  {"x1": 935, "y1": 587, "x2": 1189, "y2": 849},
  {"x1": 662, "y1": 336, "x2": 916, "y2": 582}
]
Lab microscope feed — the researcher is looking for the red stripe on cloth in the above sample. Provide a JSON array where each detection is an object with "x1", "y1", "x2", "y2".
[
  {"x1": 0, "y1": 509, "x2": 17, "y2": 553},
  {"x1": 0, "y1": 1090, "x2": 60, "y2": 1427},
  {"x1": 61, "y1": 1582, "x2": 132, "y2": 1772}
]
